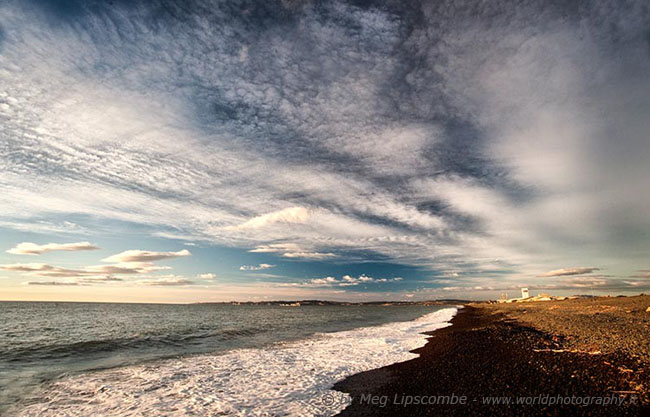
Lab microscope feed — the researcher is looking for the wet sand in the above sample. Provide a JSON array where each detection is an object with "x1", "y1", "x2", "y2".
[{"x1": 334, "y1": 295, "x2": 650, "y2": 416}]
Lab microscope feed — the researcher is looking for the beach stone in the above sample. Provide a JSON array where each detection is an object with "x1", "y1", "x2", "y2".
[{"x1": 645, "y1": 306, "x2": 650, "y2": 312}]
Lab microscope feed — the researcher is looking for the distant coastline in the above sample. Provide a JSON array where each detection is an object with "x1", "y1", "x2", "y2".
[
  {"x1": 195, "y1": 299, "x2": 469, "y2": 306},
  {"x1": 0, "y1": 294, "x2": 631, "y2": 306}
]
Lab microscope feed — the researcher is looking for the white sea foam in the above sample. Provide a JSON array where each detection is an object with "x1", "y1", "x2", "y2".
[{"x1": 14, "y1": 307, "x2": 457, "y2": 416}]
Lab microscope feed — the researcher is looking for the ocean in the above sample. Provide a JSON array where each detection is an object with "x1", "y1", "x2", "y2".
[{"x1": 0, "y1": 301, "x2": 456, "y2": 416}]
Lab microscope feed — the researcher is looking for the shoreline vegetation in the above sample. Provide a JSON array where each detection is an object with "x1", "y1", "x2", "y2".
[{"x1": 333, "y1": 295, "x2": 650, "y2": 416}]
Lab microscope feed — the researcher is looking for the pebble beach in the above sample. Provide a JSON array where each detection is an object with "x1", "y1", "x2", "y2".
[{"x1": 334, "y1": 295, "x2": 650, "y2": 416}]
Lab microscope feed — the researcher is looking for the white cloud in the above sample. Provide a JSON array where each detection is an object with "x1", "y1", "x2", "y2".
[
  {"x1": 281, "y1": 252, "x2": 336, "y2": 260},
  {"x1": 198, "y1": 273, "x2": 217, "y2": 279},
  {"x1": 7, "y1": 241, "x2": 99, "y2": 255},
  {"x1": 539, "y1": 267, "x2": 600, "y2": 277},
  {"x1": 239, "y1": 264, "x2": 275, "y2": 271},
  {"x1": 102, "y1": 249, "x2": 191, "y2": 263},
  {"x1": 623, "y1": 280, "x2": 647, "y2": 287},
  {"x1": 249, "y1": 243, "x2": 335, "y2": 260},
  {"x1": 284, "y1": 275, "x2": 403, "y2": 287},
  {"x1": 226, "y1": 207, "x2": 311, "y2": 230},
  {"x1": 309, "y1": 277, "x2": 339, "y2": 286},
  {"x1": 249, "y1": 243, "x2": 302, "y2": 253}
]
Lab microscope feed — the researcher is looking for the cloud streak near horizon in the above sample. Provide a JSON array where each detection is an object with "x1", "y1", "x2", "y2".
[{"x1": 1, "y1": 0, "x2": 650, "y2": 298}]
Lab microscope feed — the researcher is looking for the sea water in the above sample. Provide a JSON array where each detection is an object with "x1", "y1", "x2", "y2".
[{"x1": 0, "y1": 301, "x2": 456, "y2": 416}]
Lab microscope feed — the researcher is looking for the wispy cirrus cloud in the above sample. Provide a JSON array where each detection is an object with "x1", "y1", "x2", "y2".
[{"x1": 7, "y1": 241, "x2": 99, "y2": 255}]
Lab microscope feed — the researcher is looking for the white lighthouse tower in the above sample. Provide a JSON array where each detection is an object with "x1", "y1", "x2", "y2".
[{"x1": 521, "y1": 288, "x2": 529, "y2": 299}]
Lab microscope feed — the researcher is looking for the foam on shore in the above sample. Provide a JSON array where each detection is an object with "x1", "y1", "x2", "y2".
[{"x1": 14, "y1": 307, "x2": 457, "y2": 417}]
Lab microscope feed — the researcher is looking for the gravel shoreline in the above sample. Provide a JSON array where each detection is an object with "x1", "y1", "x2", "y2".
[
  {"x1": 482, "y1": 295, "x2": 650, "y2": 364},
  {"x1": 333, "y1": 296, "x2": 650, "y2": 416}
]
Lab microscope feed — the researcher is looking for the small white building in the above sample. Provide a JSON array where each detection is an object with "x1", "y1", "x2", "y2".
[
  {"x1": 497, "y1": 287, "x2": 531, "y2": 303},
  {"x1": 496, "y1": 288, "x2": 560, "y2": 303}
]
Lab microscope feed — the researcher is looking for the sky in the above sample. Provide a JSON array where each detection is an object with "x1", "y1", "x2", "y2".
[{"x1": 1, "y1": 0, "x2": 650, "y2": 303}]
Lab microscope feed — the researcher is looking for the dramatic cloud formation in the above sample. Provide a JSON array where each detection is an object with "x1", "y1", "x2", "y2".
[
  {"x1": 102, "y1": 250, "x2": 191, "y2": 263},
  {"x1": 239, "y1": 264, "x2": 275, "y2": 271},
  {"x1": 7, "y1": 242, "x2": 99, "y2": 255},
  {"x1": 1, "y1": 0, "x2": 649, "y2": 299},
  {"x1": 540, "y1": 267, "x2": 601, "y2": 277}
]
